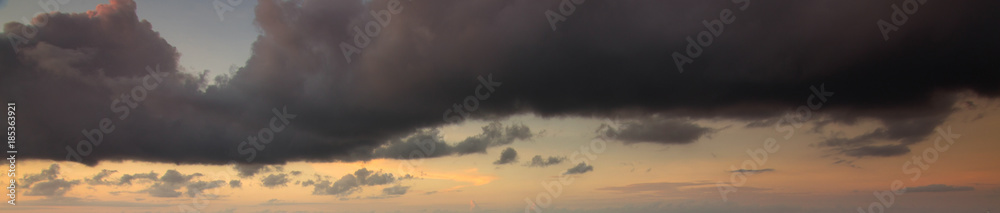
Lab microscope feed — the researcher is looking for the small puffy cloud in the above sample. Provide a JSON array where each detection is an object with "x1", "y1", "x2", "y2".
[
  {"x1": 493, "y1": 147, "x2": 518, "y2": 165},
  {"x1": 22, "y1": 164, "x2": 61, "y2": 188},
  {"x1": 382, "y1": 185, "x2": 410, "y2": 195},
  {"x1": 186, "y1": 180, "x2": 226, "y2": 197},
  {"x1": 85, "y1": 169, "x2": 118, "y2": 185},
  {"x1": 262, "y1": 174, "x2": 290, "y2": 188},
  {"x1": 26, "y1": 179, "x2": 80, "y2": 196},
  {"x1": 229, "y1": 180, "x2": 242, "y2": 188},
  {"x1": 290, "y1": 171, "x2": 302, "y2": 176},
  {"x1": 905, "y1": 184, "x2": 974, "y2": 193},
  {"x1": 565, "y1": 162, "x2": 594, "y2": 175},
  {"x1": 526, "y1": 155, "x2": 565, "y2": 167}
]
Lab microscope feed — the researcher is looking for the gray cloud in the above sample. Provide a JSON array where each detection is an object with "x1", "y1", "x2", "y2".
[
  {"x1": 261, "y1": 174, "x2": 290, "y2": 188},
  {"x1": 598, "y1": 118, "x2": 716, "y2": 145},
  {"x1": 374, "y1": 122, "x2": 533, "y2": 159},
  {"x1": 233, "y1": 164, "x2": 274, "y2": 178},
  {"x1": 564, "y1": 162, "x2": 594, "y2": 175},
  {"x1": 493, "y1": 147, "x2": 518, "y2": 165},
  {"x1": 382, "y1": 185, "x2": 410, "y2": 195},
  {"x1": 312, "y1": 168, "x2": 409, "y2": 197},
  {"x1": 731, "y1": 169, "x2": 775, "y2": 174},
  {"x1": 229, "y1": 180, "x2": 242, "y2": 188},
  {"x1": 85, "y1": 169, "x2": 118, "y2": 185},
  {"x1": 118, "y1": 172, "x2": 159, "y2": 185},
  {"x1": 905, "y1": 184, "x2": 974, "y2": 193},
  {"x1": 186, "y1": 180, "x2": 226, "y2": 197},
  {"x1": 25, "y1": 179, "x2": 80, "y2": 196},
  {"x1": 526, "y1": 155, "x2": 566, "y2": 167}
]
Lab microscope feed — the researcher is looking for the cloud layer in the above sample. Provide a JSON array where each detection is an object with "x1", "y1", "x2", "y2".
[{"x1": 2, "y1": 0, "x2": 999, "y2": 166}]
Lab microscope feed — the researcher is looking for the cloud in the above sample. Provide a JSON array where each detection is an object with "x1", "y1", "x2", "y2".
[
  {"x1": 382, "y1": 185, "x2": 410, "y2": 195},
  {"x1": 3, "y1": 0, "x2": 999, "y2": 166},
  {"x1": 186, "y1": 180, "x2": 226, "y2": 197},
  {"x1": 493, "y1": 147, "x2": 518, "y2": 165},
  {"x1": 140, "y1": 170, "x2": 203, "y2": 198},
  {"x1": 905, "y1": 184, "x2": 974, "y2": 193},
  {"x1": 229, "y1": 180, "x2": 242, "y2": 188},
  {"x1": 564, "y1": 162, "x2": 594, "y2": 175},
  {"x1": 312, "y1": 168, "x2": 409, "y2": 197},
  {"x1": 85, "y1": 169, "x2": 118, "y2": 185},
  {"x1": 234, "y1": 164, "x2": 275, "y2": 178},
  {"x1": 526, "y1": 155, "x2": 566, "y2": 167},
  {"x1": 26, "y1": 179, "x2": 80, "y2": 196},
  {"x1": 731, "y1": 168, "x2": 775, "y2": 174},
  {"x1": 261, "y1": 174, "x2": 290, "y2": 188},
  {"x1": 118, "y1": 171, "x2": 159, "y2": 185},
  {"x1": 374, "y1": 122, "x2": 534, "y2": 159},
  {"x1": 598, "y1": 118, "x2": 716, "y2": 145},
  {"x1": 21, "y1": 164, "x2": 61, "y2": 188}
]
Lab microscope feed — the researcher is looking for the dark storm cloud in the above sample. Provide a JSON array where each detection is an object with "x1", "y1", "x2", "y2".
[
  {"x1": 905, "y1": 184, "x2": 974, "y2": 193},
  {"x1": 3, "y1": 0, "x2": 1000, "y2": 166},
  {"x1": 598, "y1": 118, "x2": 716, "y2": 145},
  {"x1": 564, "y1": 162, "x2": 594, "y2": 175},
  {"x1": 526, "y1": 155, "x2": 566, "y2": 167},
  {"x1": 493, "y1": 147, "x2": 518, "y2": 165}
]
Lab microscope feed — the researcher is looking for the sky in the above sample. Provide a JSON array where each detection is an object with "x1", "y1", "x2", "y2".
[{"x1": 0, "y1": 0, "x2": 999, "y2": 212}]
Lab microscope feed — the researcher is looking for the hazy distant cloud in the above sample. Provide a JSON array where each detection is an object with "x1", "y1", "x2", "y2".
[
  {"x1": 186, "y1": 180, "x2": 226, "y2": 197},
  {"x1": 598, "y1": 117, "x2": 715, "y2": 145},
  {"x1": 526, "y1": 155, "x2": 566, "y2": 167},
  {"x1": 382, "y1": 185, "x2": 410, "y2": 195},
  {"x1": 565, "y1": 162, "x2": 594, "y2": 175},
  {"x1": 905, "y1": 184, "x2": 974, "y2": 193},
  {"x1": 731, "y1": 169, "x2": 775, "y2": 174},
  {"x1": 493, "y1": 147, "x2": 518, "y2": 165},
  {"x1": 229, "y1": 180, "x2": 242, "y2": 188},
  {"x1": 261, "y1": 174, "x2": 290, "y2": 188}
]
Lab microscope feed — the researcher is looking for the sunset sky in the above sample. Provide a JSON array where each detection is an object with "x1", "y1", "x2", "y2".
[{"x1": 1, "y1": 0, "x2": 999, "y2": 212}]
